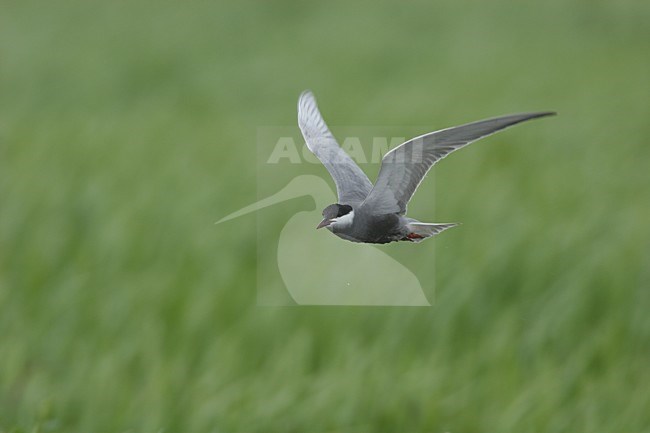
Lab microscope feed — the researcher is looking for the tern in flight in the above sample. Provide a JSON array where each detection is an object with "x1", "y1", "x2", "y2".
[{"x1": 299, "y1": 90, "x2": 554, "y2": 244}]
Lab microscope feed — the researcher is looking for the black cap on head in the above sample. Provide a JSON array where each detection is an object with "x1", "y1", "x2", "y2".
[{"x1": 322, "y1": 204, "x2": 353, "y2": 219}]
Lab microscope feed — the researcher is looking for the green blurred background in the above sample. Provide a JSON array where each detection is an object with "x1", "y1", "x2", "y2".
[{"x1": 1, "y1": 0, "x2": 649, "y2": 431}]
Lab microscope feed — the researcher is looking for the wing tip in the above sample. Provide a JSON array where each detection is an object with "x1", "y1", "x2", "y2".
[
  {"x1": 531, "y1": 111, "x2": 557, "y2": 118},
  {"x1": 298, "y1": 89, "x2": 315, "y2": 108},
  {"x1": 481, "y1": 110, "x2": 557, "y2": 129},
  {"x1": 300, "y1": 89, "x2": 314, "y2": 98},
  {"x1": 297, "y1": 89, "x2": 318, "y2": 122}
]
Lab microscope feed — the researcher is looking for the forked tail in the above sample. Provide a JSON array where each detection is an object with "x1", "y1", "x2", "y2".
[{"x1": 404, "y1": 221, "x2": 459, "y2": 243}]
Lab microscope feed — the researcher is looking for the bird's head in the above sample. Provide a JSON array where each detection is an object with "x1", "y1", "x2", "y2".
[{"x1": 317, "y1": 204, "x2": 354, "y2": 229}]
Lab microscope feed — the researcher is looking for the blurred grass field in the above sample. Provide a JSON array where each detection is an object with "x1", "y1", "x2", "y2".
[{"x1": 1, "y1": 0, "x2": 650, "y2": 431}]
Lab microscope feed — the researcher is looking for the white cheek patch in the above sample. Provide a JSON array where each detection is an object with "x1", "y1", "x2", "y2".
[{"x1": 332, "y1": 211, "x2": 355, "y2": 229}]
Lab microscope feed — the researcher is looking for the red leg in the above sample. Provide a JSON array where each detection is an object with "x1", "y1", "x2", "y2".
[{"x1": 406, "y1": 233, "x2": 424, "y2": 240}]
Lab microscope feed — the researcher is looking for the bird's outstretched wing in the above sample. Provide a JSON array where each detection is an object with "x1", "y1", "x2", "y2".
[
  {"x1": 298, "y1": 90, "x2": 373, "y2": 206},
  {"x1": 360, "y1": 112, "x2": 556, "y2": 215}
]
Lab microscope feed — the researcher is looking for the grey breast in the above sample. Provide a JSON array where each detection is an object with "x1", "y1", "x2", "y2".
[{"x1": 345, "y1": 210, "x2": 404, "y2": 243}]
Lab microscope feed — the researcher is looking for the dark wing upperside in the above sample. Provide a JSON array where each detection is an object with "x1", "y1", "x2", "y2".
[
  {"x1": 298, "y1": 91, "x2": 373, "y2": 206},
  {"x1": 360, "y1": 112, "x2": 556, "y2": 215}
]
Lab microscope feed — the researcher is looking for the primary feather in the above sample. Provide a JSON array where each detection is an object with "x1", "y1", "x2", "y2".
[
  {"x1": 297, "y1": 91, "x2": 373, "y2": 206},
  {"x1": 360, "y1": 112, "x2": 556, "y2": 215}
]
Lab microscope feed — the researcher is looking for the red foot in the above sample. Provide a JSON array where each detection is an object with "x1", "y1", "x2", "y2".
[{"x1": 406, "y1": 233, "x2": 424, "y2": 240}]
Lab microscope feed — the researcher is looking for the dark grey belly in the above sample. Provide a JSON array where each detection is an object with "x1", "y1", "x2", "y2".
[{"x1": 333, "y1": 213, "x2": 406, "y2": 244}]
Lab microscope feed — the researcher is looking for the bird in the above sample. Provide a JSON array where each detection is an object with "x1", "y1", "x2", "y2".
[{"x1": 298, "y1": 90, "x2": 555, "y2": 244}]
